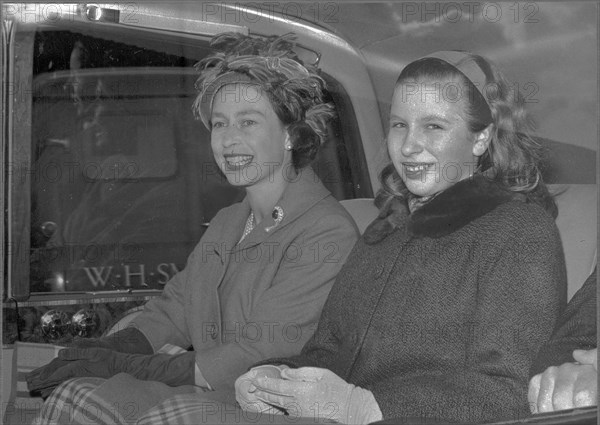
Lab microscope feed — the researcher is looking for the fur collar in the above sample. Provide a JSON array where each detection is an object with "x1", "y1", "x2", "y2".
[{"x1": 364, "y1": 175, "x2": 526, "y2": 244}]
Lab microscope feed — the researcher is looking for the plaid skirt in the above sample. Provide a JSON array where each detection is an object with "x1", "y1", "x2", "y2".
[
  {"x1": 32, "y1": 374, "x2": 322, "y2": 425},
  {"x1": 32, "y1": 373, "x2": 197, "y2": 425}
]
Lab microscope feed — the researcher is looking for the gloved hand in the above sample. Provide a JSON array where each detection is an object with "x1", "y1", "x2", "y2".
[
  {"x1": 26, "y1": 356, "x2": 73, "y2": 399},
  {"x1": 71, "y1": 326, "x2": 154, "y2": 354},
  {"x1": 27, "y1": 347, "x2": 195, "y2": 397},
  {"x1": 26, "y1": 327, "x2": 153, "y2": 398},
  {"x1": 251, "y1": 367, "x2": 383, "y2": 424},
  {"x1": 235, "y1": 365, "x2": 289, "y2": 414}
]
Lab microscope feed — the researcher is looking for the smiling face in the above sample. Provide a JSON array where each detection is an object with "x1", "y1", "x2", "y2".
[
  {"x1": 387, "y1": 78, "x2": 491, "y2": 198},
  {"x1": 210, "y1": 83, "x2": 292, "y2": 188}
]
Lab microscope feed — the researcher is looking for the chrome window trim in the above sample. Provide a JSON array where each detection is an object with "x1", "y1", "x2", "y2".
[{"x1": 1, "y1": 17, "x2": 15, "y2": 300}]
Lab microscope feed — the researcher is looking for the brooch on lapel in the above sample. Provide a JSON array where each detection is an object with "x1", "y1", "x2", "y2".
[{"x1": 265, "y1": 206, "x2": 284, "y2": 232}]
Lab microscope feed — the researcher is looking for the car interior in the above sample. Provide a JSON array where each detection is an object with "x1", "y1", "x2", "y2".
[{"x1": 1, "y1": 3, "x2": 597, "y2": 425}]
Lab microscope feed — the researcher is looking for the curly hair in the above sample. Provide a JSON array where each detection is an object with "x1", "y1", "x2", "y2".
[
  {"x1": 378, "y1": 51, "x2": 556, "y2": 217},
  {"x1": 192, "y1": 32, "x2": 335, "y2": 170}
]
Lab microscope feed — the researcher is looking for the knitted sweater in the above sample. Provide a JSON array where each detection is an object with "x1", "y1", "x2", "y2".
[{"x1": 267, "y1": 175, "x2": 567, "y2": 424}]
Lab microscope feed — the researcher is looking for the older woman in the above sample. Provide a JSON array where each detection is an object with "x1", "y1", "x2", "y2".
[
  {"x1": 27, "y1": 33, "x2": 358, "y2": 424},
  {"x1": 236, "y1": 51, "x2": 567, "y2": 424}
]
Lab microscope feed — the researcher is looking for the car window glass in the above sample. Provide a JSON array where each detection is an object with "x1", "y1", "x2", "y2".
[
  {"x1": 29, "y1": 29, "x2": 236, "y2": 293},
  {"x1": 27, "y1": 27, "x2": 363, "y2": 295}
]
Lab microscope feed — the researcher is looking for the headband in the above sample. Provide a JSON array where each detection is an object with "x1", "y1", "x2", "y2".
[
  {"x1": 194, "y1": 71, "x2": 257, "y2": 129},
  {"x1": 419, "y1": 50, "x2": 492, "y2": 109},
  {"x1": 193, "y1": 54, "x2": 328, "y2": 130},
  {"x1": 193, "y1": 32, "x2": 335, "y2": 147}
]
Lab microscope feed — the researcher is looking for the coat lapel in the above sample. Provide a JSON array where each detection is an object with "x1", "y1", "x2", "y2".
[
  {"x1": 198, "y1": 199, "x2": 250, "y2": 312},
  {"x1": 208, "y1": 198, "x2": 251, "y2": 262},
  {"x1": 208, "y1": 167, "x2": 331, "y2": 294},
  {"x1": 230, "y1": 167, "x2": 331, "y2": 251}
]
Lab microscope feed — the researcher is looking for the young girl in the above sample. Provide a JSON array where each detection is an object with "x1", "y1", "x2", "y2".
[{"x1": 237, "y1": 50, "x2": 567, "y2": 424}]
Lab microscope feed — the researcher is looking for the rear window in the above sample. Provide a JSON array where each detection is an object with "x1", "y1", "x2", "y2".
[
  {"x1": 10, "y1": 25, "x2": 367, "y2": 298},
  {"x1": 28, "y1": 30, "x2": 228, "y2": 294}
]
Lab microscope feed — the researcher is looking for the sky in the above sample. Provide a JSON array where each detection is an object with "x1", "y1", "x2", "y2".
[{"x1": 322, "y1": 1, "x2": 598, "y2": 152}]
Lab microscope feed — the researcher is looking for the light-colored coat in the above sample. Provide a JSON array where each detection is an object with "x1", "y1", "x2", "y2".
[{"x1": 132, "y1": 167, "x2": 359, "y2": 390}]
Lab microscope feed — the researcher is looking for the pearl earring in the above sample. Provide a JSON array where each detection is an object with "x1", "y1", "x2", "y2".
[{"x1": 285, "y1": 144, "x2": 292, "y2": 151}]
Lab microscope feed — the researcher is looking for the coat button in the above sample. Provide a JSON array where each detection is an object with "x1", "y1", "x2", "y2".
[{"x1": 206, "y1": 324, "x2": 218, "y2": 340}]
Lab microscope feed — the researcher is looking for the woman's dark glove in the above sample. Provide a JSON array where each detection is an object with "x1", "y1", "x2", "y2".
[
  {"x1": 27, "y1": 347, "x2": 196, "y2": 397},
  {"x1": 25, "y1": 327, "x2": 154, "y2": 398},
  {"x1": 26, "y1": 357, "x2": 74, "y2": 398},
  {"x1": 71, "y1": 326, "x2": 154, "y2": 354}
]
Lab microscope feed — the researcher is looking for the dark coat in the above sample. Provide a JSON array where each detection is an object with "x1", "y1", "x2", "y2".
[
  {"x1": 267, "y1": 175, "x2": 567, "y2": 424},
  {"x1": 530, "y1": 267, "x2": 597, "y2": 377}
]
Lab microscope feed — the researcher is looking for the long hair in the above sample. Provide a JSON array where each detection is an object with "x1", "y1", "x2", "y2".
[{"x1": 378, "y1": 52, "x2": 556, "y2": 217}]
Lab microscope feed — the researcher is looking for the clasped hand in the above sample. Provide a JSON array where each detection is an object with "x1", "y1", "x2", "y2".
[
  {"x1": 235, "y1": 366, "x2": 382, "y2": 424},
  {"x1": 528, "y1": 348, "x2": 598, "y2": 413}
]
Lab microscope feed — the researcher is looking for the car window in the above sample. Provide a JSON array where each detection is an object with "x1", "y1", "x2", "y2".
[{"x1": 16, "y1": 25, "x2": 366, "y2": 297}]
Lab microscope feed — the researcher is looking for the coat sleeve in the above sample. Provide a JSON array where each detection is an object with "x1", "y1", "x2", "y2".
[
  {"x1": 130, "y1": 250, "x2": 197, "y2": 352},
  {"x1": 256, "y1": 238, "x2": 370, "y2": 371},
  {"x1": 530, "y1": 267, "x2": 597, "y2": 376},
  {"x1": 366, "y1": 204, "x2": 567, "y2": 423},
  {"x1": 195, "y1": 213, "x2": 358, "y2": 390}
]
